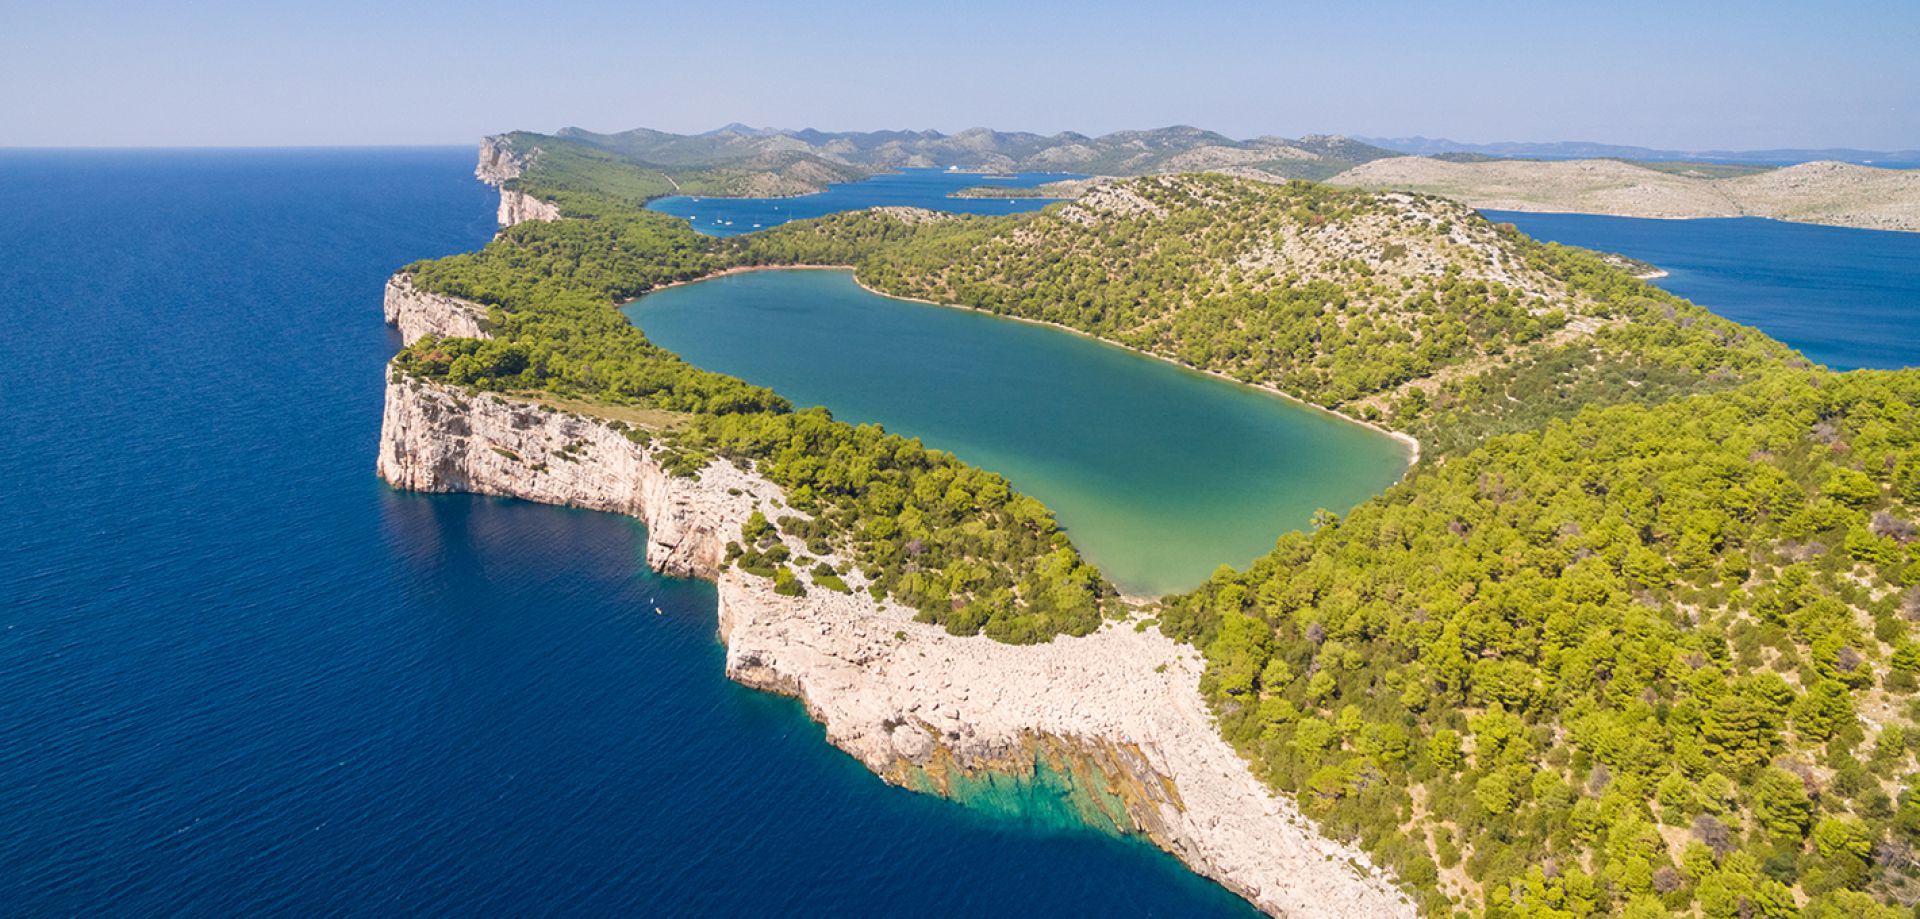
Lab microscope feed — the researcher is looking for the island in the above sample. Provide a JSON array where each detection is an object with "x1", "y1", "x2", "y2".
[
  {"x1": 378, "y1": 131, "x2": 1920, "y2": 917},
  {"x1": 1328, "y1": 156, "x2": 1920, "y2": 233},
  {"x1": 473, "y1": 125, "x2": 1920, "y2": 233}
]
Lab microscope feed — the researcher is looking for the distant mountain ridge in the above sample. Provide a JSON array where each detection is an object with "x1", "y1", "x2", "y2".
[
  {"x1": 493, "y1": 124, "x2": 1920, "y2": 232},
  {"x1": 546, "y1": 124, "x2": 1402, "y2": 181},
  {"x1": 1362, "y1": 135, "x2": 1920, "y2": 168}
]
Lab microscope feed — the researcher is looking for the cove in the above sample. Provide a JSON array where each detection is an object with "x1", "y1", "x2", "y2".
[
  {"x1": 648, "y1": 167, "x2": 1078, "y2": 236},
  {"x1": 627, "y1": 269, "x2": 1411, "y2": 597},
  {"x1": 0, "y1": 149, "x2": 1258, "y2": 916},
  {"x1": 1484, "y1": 210, "x2": 1920, "y2": 371}
]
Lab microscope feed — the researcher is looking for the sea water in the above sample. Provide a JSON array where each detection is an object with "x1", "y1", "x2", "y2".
[
  {"x1": 0, "y1": 149, "x2": 1255, "y2": 916},
  {"x1": 1485, "y1": 210, "x2": 1920, "y2": 370}
]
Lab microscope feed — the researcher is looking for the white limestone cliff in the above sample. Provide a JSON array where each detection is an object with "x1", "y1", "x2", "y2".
[
  {"x1": 383, "y1": 274, "x2": 487, "y2": 344},
  {"x1": 476, "y1": 135, "x2": 561, "y2": 228}
]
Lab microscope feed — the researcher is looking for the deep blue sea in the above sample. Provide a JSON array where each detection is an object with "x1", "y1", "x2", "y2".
[
  {"x1": 648, "y1": 168, "x2": 1077, "y2": 236},
  {"x1": 0, "y1": 149, "x2": 1255, "y2": 916},
  {"x1": 1485, "y1": 210, "x2": 1920, "y2": 370}
]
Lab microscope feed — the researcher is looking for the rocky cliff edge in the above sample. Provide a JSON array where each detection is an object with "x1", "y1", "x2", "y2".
[
  {"x1": 374, "y1": 281, "x2": 1414, "y2": 918},
  {"x1": 476, "y1": 135, "x2": 561, "y2": 228}
]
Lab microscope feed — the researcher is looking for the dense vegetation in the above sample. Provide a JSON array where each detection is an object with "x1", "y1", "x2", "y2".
[
  {"x1": 495, "y1": 133, "x2": 682, "y2": 218},
  {"x1": 690, "y1": 409, "x2": 1106, "y2": 643},
  {"x1": 739, "y1": 175, "x2": 1802, "y2": 451},
  {"x1": 394, "y1": 183, "x2": 1114, "y2": 642},
  {"x1": 1163, "y1": 369, "x2": 1920, "y2": 917},
  {"x1": 410, "y1": 141, "x2": 1920, "y2": 913},
  {"x1": 497, "y1": 131, "x2": 867, "y2": 215},
  {"x1": 395, "y1": 211, "x2": 774, "y2": 414}
]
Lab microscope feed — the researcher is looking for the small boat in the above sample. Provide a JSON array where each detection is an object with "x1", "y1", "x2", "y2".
[{"x1": 654, "y1": 606, "x2": 663, "y2": 615}]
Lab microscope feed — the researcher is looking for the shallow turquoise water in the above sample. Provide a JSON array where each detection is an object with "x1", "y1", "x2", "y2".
[{"x1": 629, "y1": 270, "x2": 1412, "y2": 596}]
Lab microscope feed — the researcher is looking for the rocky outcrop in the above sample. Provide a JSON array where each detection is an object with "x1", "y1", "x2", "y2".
[
  {"x1": 375, "y1": 279, "x2": 1413, "y2": 917},
  {"x1": 475, "y1": 135, "x2": 531, "y2": 186},
  {"x1": 383, "y1": 274, "x2": 488, "y2": 345},
  {"x1": 476, "y1": 135, "x2": 561, "y2": 228},
  {"x1": 376, "y1": 379, "x2": 763, "y2": 579},
  {"x1": 496, "y1": 189, "x2": 561, "y2": 227}
]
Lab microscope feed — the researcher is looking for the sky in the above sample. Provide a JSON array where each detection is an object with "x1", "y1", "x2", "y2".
[{"x1": 2, "y1": 0, "x2": 1916, "y2": 150}]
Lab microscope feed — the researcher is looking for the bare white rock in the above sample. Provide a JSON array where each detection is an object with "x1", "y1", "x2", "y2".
[
  {"x1": 476, "y1": 135, "x2": 562, "y2": 228},
  {"x1": 382, "y1": 274, "x2": 488, "y2": 345}
]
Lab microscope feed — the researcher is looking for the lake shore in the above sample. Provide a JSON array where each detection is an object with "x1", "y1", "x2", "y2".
[{"x1": 637, "y1": 264, "x2": 1424, "y2": 469}]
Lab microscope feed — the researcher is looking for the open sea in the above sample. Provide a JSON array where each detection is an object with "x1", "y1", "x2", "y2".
[
  {"x1": 0, "y1": 148, "x2": 1255, "y2": 916},
  {"x1": 9, "y1": 149, "x2": 1916, "y2": 916}
]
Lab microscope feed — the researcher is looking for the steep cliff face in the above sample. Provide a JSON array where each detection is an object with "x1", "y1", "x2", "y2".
[
  {"x1": 382, "y1": 274, "x2": 488, "y2": 345},
  {"x1": 375, "y1": 283, "x2": 1412, "y2": 917},
  {"x1": 475, "y1": 135, "x2": 562, "y2": 228},
  {"x1": 495, "y1": 189, "x2": 562, "y2": 227},
  {"x1": 376, "y1": 379, "x2": 756, "y2": 579}
]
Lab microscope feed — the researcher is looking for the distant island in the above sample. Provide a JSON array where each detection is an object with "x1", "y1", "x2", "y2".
[
  {"x1": 380, "y1": 128, "x2": 1920, "y2": 917},
  {"x1": 1358, "y1": 135, "x2": 1920, "y2": 169},
  {"x1": 481, "y1": 124, "x2": 1920, "y2": 233},
  {"x1": 1329, "y1": 157, "x2": 1920, "y2": 233}
]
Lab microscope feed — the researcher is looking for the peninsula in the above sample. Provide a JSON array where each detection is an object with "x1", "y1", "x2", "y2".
[{"x1": 380, "y1": 131, "x2": 1920, "y2": 917}]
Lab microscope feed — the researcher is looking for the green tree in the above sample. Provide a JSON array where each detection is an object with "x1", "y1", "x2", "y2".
[{"x1": 1750, "y1": 768, "x2": 1813, "y2": 840}]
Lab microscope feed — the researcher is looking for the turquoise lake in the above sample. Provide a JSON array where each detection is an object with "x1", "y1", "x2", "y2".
[
  {"x1": 628, "y1": 270, "x2": 1412, "y2": 597},
  {"x1": 649, "y1": 167, "x2": 1077, "y2": 236}
]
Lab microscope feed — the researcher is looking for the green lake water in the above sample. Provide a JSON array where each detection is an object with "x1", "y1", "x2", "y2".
[{"x1": 627, "y1": 270, "x2": 1409, "y2": 596}]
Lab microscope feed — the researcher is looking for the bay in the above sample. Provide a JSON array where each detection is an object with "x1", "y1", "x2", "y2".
[{"x1": 1485, "y1": 210, "x2": 1920, "y2": 370}]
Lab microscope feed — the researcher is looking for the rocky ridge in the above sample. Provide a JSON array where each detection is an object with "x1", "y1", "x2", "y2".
[{"x1": 374, "y1": 276, "x2": 1415, "y2": 918}]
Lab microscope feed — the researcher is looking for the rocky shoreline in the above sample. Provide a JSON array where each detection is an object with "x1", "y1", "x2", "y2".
[
  {"x1": 375, "y1": 274, "x2": 1414, "y2": 916},
  {"x1": 382, "y1": 274, "x2": 487, "y2": 343}
]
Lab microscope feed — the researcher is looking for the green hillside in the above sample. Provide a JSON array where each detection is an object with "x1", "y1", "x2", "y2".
[{"x1": 406, "y1": 150, "x2": 1920, "y2": 915}]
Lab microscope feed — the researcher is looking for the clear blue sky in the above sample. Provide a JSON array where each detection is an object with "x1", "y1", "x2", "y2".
[{"x1": 3, "y1": 0, "x2": 1915, "y2": 149}]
